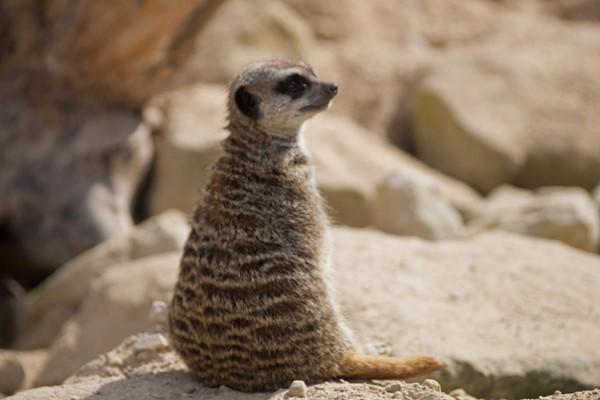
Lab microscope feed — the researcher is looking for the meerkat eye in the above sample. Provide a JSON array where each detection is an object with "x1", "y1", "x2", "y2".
[{"x1": 277, "y1": 74, "x2": 309, "y2": 98}]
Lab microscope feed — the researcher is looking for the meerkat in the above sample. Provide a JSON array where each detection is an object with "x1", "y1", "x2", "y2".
[{"x1": 169, "y1": 58, "x2": 445, "y2": 392}]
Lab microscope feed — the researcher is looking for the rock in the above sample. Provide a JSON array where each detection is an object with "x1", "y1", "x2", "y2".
[
  {"x1": 0, "y1": 353, "x2": 24, "y2": 395},
  {"x1": 331, "y1": 228, "x2": 600, "y2": 398},
  {"x1": 469, "y1": 186, "x2": 599, "y2": 252},
  {"x1": 145, "y1": 83, "x2": 228, "y2": 216},
  {"x1": 1, "y1": 109, "x2": 153, "y2": 285},
  {"x1": 281, "y1": 0, "x2": 502, "y2": 140},
  {"x1": 494, "y1": 0, "x2": 600, "y2": 21},
  {"x1": 147, "y1": 300, "x2": 169, "y2": 326},
  {"x1": 17, "y1": 210, "x2": 189, "y2": 348},
  {"x1": 423, "y1": 380, "x2": 442, "y2": 393},
  {"x1": 413, "y1": 14, "x2": 600, "y2": 193},
  {"x1": 0, "y1": 349, "x2": 49, "y2": 395},
  {"x1": 373, "y1": 173, "x2": 464, "y2": 240},
  {"x1": 287, "y1": 380, "x2": 308, "y2": 397},
  {"x1": 35, "y1": 252, "x2": 180, "y2": 387},
  {"x1": 306, "y1": 114, "x2": 482, "y2": 226},
  {"x1": 132, "y1": 334, "x2": 169, "y2": 354},
  {"x1": 592, "y1": 183, "x2": 600, "y2": 210},
  {"x1": 169, "y1": 0, "x2": 315, "y2": 87},
  {"x1": 0, "y1": 0, "x2": 225, "y2": 288},
  {"x1": 1, "y1": 0, "x2": 228, "y2": 107},
  {"x1": 385, "y1": 382, "x2": 403, "y2": 393}
]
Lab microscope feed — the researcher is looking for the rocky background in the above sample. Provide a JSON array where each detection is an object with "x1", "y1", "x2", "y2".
[{"x1": 1, "y1": 0, "x2": 600, "y2": 399}]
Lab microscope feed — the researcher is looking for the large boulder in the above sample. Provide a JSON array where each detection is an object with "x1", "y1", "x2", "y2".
[
  {"x1": 332, "y1": 228, "x2": 600, "y2": 398},
  {"x1": 0, "y1": 0, "x2": 226, "y2": 286},
  {"x1": 0, "y1": 108, "x2": 152, "y2": 285},
  {"x1": 413, "y1": 14, "x2": 600, "y2": 193},
  {"x1": 168, "y1": 0, "x2": 315, "y2": 88},
  {"x1": 16, "y1": 210, "x2": 189, "y2": 349},
  {"x1": 373, "y1": 173, "x2": 464, "y2": 240},
  {"x1": 469, "y1": 186, "x2": 599, "y2": 252},
  {"x1": 306, "y1": 114, "x2": 482, "y2": 226},
  {"x1": 0, "y1": 0, "x2": 228, "y2": 107},
  {"x1": 281, "y1": 0, "x2": 503, "y2": 141},
  {"x1": 7, "y1": 227, "x2": 600, "y2": 399},
  {"x1": 35, "y1": 252, "x2": 181, "y2": 387}
]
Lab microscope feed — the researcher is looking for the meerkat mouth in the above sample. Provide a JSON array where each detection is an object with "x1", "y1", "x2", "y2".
[{"x1": 300, "y1": 100, "x2": 331, "y2": 113}]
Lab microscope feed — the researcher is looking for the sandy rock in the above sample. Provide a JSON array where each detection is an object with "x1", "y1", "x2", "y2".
[
  {"x1": 0, "y1": 109, "x2": 152, "y2": 284},
  {"x1": 145, "y1": 83, "x2": 228, "y2": 215},
  {"x1": 469, "y1": 186, "x2": 600, "y2": 252},
  {"x1": 374, "y1": 173, "x2": 464, "y2": 240},
  {"x1": 169, "y1": 0, "x2": 315, "y2": 87},
  {"x1": 0, "y1": 0, "x2": 227, "y2": 107},
  {"x1": 413, "y1": 15, "x2": 600, "y2": 193},
  {"x1": 17, "y1": 210, "x2": 189, "y2": 348},
  {"x1": 35, "y1": 252, "x2": 180, "y2": 386},
  {"x1": 331, "y1": 228, "x2": 600, "y2": 398},
  {"x1": 306, "y1": 114, "x2": 482, "y2": 226},
  {"x1": 147, "y1": 300, "x2": 169, "y2": 326},
  {"x1": 288, "y1": 380, "x2": 308, "y2": 397}
]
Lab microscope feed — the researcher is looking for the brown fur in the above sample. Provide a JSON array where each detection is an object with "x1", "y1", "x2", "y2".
[{"x1": 169, "y1": 58, "x2": 444, "y2": 392}]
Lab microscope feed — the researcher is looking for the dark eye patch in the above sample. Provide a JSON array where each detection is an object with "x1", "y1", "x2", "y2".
[{"x1": 277, "y1": 73, "x2": 310, "y2": 99}]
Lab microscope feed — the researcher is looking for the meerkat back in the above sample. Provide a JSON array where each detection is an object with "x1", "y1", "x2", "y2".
[{"x1": 169, "y1": 58, "x2": 444, "y2": 392}]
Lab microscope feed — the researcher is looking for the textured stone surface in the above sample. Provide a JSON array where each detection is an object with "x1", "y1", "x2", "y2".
[
  {"x1": 145, "y1": 83, "x2": 228, "y2": 216},
  {"x1": 413, "y1": 15, "x2": 600, "y2": 193},
  {"x1": 332, "y1": 228, "x2": 600, "y2": 398},
  {"x1": 0, "y1": 109, "x2": 152, "y2": 283},
  {"x1": 18, "y1": 210, "x2": 189, "y2": 347},
  {"x1": 374, "y1": 173, "x2": 464, "y2": 240},
  {"x1": 35, "y1": 252, "x2": 180, "y2": 386},
  {"x1": 469, "y1": 186, "x2": 599, "y2": 252}
]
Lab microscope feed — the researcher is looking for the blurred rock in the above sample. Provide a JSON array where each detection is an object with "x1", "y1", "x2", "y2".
[
  {"x1": 0, "y1": 0, "x2": 226, "y2": 286},
  {"x1": 35, "y1": 252, "x2": 180, "y2": 387},
  {"x1": 306, "y1": 114, "x2": 482, "y2": 226},
  {"x1": 374, "y1": 173, "x2": 463, "y2": 240},
  {"x1": 169, "y1": 0, "x2": 315, "y2": 87},
  {"x1": 282, "y1": 0, "x2": 502, "y2": 140},
  {"x1": 494, "y1": 0, "x2": 600, "y2": 21},
  {"x1": 0, "y1": 0, "x2": 228, "y2": 107},
  {"x1": 0, "y1": 349, "x2": 48, "y2": 395},
  {"x1": 18, "y1": 210, "x2": 189, "y2": 348},
  {"x1": 0, "y1": 352, "x2": 24, "y2": 395},
  {"x1": 0, "y1": 108, "x2": 152, "y2": 285},
  {"x1": 332, "y1": 228, "x2": 600, "y2": 398},
  {"x1": 145, "y1": 83, "x2": 228, "y2": 216},
  {"x1": 469, "y1": 186, "x2": 599, "y2": 252},
  {"x1": 413, "y1": 15, "x2": 600, "y2": 193}
]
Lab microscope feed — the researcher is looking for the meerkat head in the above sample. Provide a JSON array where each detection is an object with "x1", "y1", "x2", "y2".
[{"x1": 227, "y1": 58, "x2": 338, "y2": 138}]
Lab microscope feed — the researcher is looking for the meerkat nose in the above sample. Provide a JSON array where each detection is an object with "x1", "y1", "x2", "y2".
[{"x1": 328, "y1": 83, "x2": 338, "y2": 95}]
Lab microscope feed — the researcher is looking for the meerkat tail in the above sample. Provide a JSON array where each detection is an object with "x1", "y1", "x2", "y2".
[{"x1": 338, "y1": 354, "x2": 445, "y2": 380}]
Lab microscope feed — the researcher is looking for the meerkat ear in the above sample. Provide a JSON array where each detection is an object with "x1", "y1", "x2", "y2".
[{"x1": 234, "y1": 86, "x2": 260, "y2": 119}]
